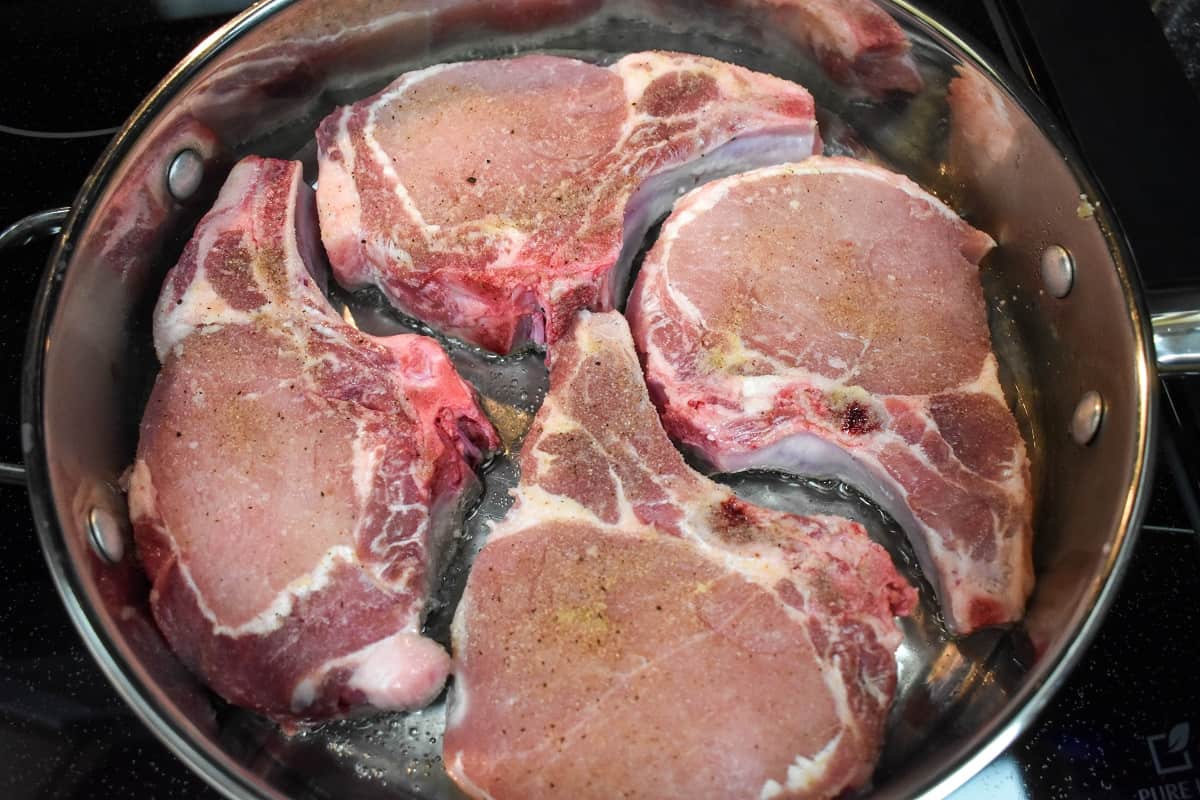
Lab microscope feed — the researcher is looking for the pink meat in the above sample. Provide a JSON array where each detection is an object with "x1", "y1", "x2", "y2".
[
  {"x1": 127, "y1": 156, "x2": 499, "y2": 722},
  {"x1": 315, "y1": 51, "x2": 819, "y2": 354},
  {"x1": 756, "y1": 0, "x2": 923, "y2": 95},
  {"x1": 445, "y1": 311, "x2": 915, "y2": 799},
  {"x1": 629, "y1": 156, "x2": 1032, "y2": 635}
]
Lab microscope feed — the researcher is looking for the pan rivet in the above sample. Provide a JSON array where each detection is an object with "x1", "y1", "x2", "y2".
[
  {"x1": 167, "y1": 149, "x2": 204, "y2": 202},
  {"x1": 87, "y1": 507, "x2": 127, "y2": 564},
  {"x1": 1071, "y1": 391, "x2": 1104, "y2": 446},
  {"x1": 1041, "y1": 244, "x2": 1075, "y2": 298}
]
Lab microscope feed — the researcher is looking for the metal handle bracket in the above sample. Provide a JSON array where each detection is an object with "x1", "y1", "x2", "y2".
[{"x1": 0, "y1": 206, "x2": 71, "y2": 485}]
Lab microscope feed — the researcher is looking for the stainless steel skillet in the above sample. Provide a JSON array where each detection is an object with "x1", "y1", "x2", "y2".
[{"x1": 7, "y1": 0, "x2": 1191, "y2": 797}]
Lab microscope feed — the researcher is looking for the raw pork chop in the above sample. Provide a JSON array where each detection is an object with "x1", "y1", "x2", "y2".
[
  {"x1": 316, "y1": 51, "x2": 820, "y2": 354},
  {"x1": 445, "y1": 311, "x2": 915, "y2": 799},
  {"x1": 128, "y1": 156, "x2": 499, "y2": 721},
  {"x1": 629, "y1": 156, "x2": 1032, "y2": 635},
  {"x1": 755, "y1": 0, "x2": 923, "y2": 95}
]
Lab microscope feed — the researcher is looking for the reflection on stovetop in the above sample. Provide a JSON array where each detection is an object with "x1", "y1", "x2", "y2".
[{"x1": 2, "y1": 2, "x2": 1200, "y2": 799}]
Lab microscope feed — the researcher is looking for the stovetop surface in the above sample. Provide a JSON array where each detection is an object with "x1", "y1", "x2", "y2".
[{"x1": 2, "y1": 2, "x2": 1199, "y2": 798}]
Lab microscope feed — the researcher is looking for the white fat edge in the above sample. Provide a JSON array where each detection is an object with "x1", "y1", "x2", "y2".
[
  {"x1": 487, "y1": 423, "x2": 663, "y2": 543},
  {"x1": 446, "y1": 752, "x2": 498, "y2": 800},
  {"x1": 126, "y1": 459, "x2": 157, "y2": 524},
  {"x1": 155, "y1": 304, "x2": 203, "y2": 360},
  {"x1": 375, "y1": 226, "x2": 418, "y2": 270},
  {"x1": 946, "y1": 353, "x2": 1032, "y2": 486},
  {"x1": 612, "y1": 50, "x2": 788, "y2": 130},
  {"x1": 657, "y1": 175, "x2": 736, "y2": 240},
  {"x1": 344, "y1": 632, "x2": 443, "y2": 707},
  {"x1": 529, "y1": 428, "x2": 563, "y2": 477},
  {"x1": 492, "y1": 483, "x2": 638, "y2": 535},
  {"x1": 760, "y1": 732, "x2": 846, "y2": 800},
  {"x1": 858, "y1": 659, "x2": 894, "y2": 710},
  {"x1": 540, "y1": 268, "x2": 596, "y2": 306},
  {"x1": 304, "y1": 321, "x2": 343, "y2": 343},
  {"x1": 168, "y1": 541, "x2": 358, "y2": 638},
  {"x1": 689, "y1": 526, "x2": 801, "y2": 591},
  {"x1": 815, "y1": 646, "x2": 856, "y2": 746},
  {"x1": 366, "y1": 500, "x2": 429, "y2": 574},
  {"x1": 350, "y1": 417, "x2": 383, "y2": 510},
  {"x1": 608, "y1": 53, "x2": 668, "y2": 149},
  {"x1": 484, "y1": 505, "x2": 527, "y2": 543},
  {"x1": 609, "y1": 50, "x2": 816, "y2": 180},
  {"x1": 576, "y1": 306, "x2": 632, "y2": 353},
  {"x1": 479, "y1": 224, "x2": 531, "y2": 270},
  {"x1": 601, "y1": 445, "x2": 646, "y2": 531},
  {"x1": 737, "y1": 375, "x2": 793, "y2": 416},
  {"x1": 634, "y1": 274, "x2": 707, "y2": 384},
  {"x1": 954, "y1": 352, "x2": 1005, "y2": 399},
  {"x1": 612, "y1": 51, "x2": 678, "y2": 107},
  {"x1": 289, "y1": 624, "x2": 428, "y2": 712},
  {"x1": 727, "y1": 158, "x2": 966, "y2": 226},
  {"x1": 632, "y1": 180, "x2": 735, "y2": 339},
  {"x1": 290, "y1": 675, "x2": 320, "y2": 713},
  {"x1": 276, "y1": 164, "x2": 308, "y2": 289},
  {"x1": 155, "y1": 254, "x2": 256, "y2": 359},
  {"x1": 361, "y1": 66, "x2": 459, "y2": 242},
  {"x1": 318, "y1": 106, "x2": 366, "y2": 253},
  {"x1": 445, "y1": 669, "x2": 470, "y2": 731},
  {"x1": 617, "y1": 130, "x2": 817, "y2": 311},
  {"x1": 446, "y1": 587, "x2": 472, "y2": 728}
]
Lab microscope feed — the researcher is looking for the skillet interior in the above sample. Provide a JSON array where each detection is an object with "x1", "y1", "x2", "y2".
[{"x1": 25, "y1": 1, "x2": 1155, "y2": 798}]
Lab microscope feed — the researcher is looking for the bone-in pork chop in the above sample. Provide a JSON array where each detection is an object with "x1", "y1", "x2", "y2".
[
  {"x1": 444, "y1": 311, "x2": 915, "y2": 799},
  {"x1": 128, "y1": 156, "x2": 499, "y2": 721},
  {"x1": 628, "y1": 156, "x2": 1032, "y2": 635},
  {"x1": 316, "y1": 51, "x2": 820, "y2": 354}
]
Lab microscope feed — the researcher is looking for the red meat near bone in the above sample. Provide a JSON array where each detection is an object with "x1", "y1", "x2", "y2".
[
  {"x1": 128, "y1": 156, "x2": 498, "y2": 721},
  {"x1": 316, "y1": 51, "x2": 820, "y2": 354},
  {"x1": 445, "y1": 310, "x2": 915, "y2": 799},
  {"x1": 628, "y1": 156, "x2": 1032, "y2": 635}
]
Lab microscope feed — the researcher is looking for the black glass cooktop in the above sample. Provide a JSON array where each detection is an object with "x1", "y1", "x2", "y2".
[{"x1": 2, "y1": 2, "x2": 1199, "y2": 798}]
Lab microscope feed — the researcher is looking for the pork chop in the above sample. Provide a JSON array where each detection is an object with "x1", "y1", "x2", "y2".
[
  {"x1": 756, "y1": 0, "x2": 923, "y2": 95},
  {"x1": 628, "y1": 156, "x2": 1032, "y2": 635},
  {"x1": 128, "y1": 156, "x2": 499, "y2": 721},
  {"x1": 444, "y1": 310, "x2": 915, "y2": 799},
  {"x1": 315, "y1": 51, "x2": 820, "y2": 354}
]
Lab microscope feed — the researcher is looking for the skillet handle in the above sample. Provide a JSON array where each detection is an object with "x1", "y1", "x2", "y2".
[
  {"x1": 0, "y1": 206, "x2": 71, "y2": 486},
  {"x1": 1150, "y1": 293, "x2": 1200, "y2": 376}
]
